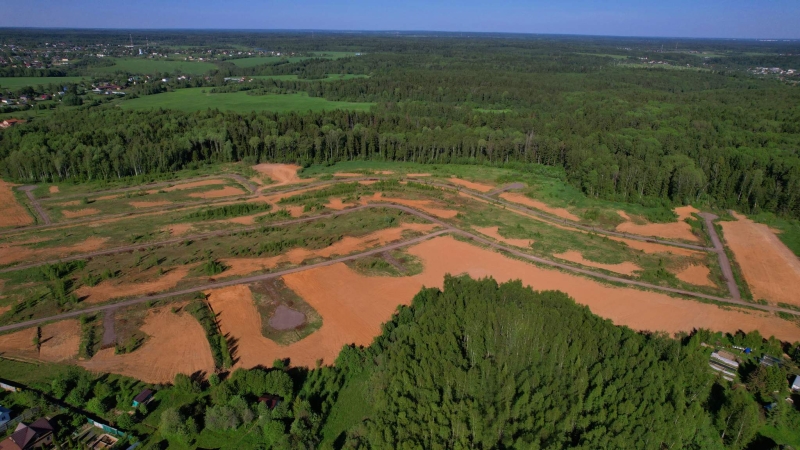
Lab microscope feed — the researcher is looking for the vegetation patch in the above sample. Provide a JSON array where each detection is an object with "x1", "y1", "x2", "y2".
[{"x1": 250, "y1": 279, "x2": 322, "y2": 346}]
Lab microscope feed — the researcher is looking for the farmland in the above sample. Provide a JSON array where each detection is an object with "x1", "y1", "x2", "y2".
[
  {"x1": 119, "y1": 87, "x2": 373, "y2": 112},
  {"x1": 88, "y1": 57, "x2": 217, "y2": 75},
  {"x1": 0, "y1": 76, "x2": 87, "y2": 90}
]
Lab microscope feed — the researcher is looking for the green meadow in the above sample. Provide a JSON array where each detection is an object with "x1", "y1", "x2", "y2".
[
  {"x1": 249, "y1": 74, "x2": 369, "y2": 82},
  {"x1": 228, "y1": 52, "x2": 359, "y2": 67},
  {"x1": 0, "y1": 76, "x2": 87, "y2": 90},
  {"x1": 90, "y1": 57, "x2": 217, "y2": 75},
  {"x1": 119, "y1": 87, "x2": 373, "y2": 113}
]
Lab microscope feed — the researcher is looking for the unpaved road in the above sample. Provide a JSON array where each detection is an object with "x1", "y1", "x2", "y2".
[
  {"x1": 18, "y1": 185, "x2": 51, "y2": 225},
  {"x1": 700, "y1": 212, "x2": 741, "y2": 299}
]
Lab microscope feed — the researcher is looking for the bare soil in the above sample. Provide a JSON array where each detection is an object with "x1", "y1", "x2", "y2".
[
  {"x1": 96, "y1": 194, "x2": 121, "y2": 201},
  {"x1": 499, "y1": 192, "x2": 581, "y2": 221},
  {"x1": 324, "y1": 198, "x2": 355, "y2": 210},
  {"x1": 0, "y1": 180, "x2": 34, "y2": 227},
  {"x1": 448, "y1": 177, "x2": 494, "y2": 193},
  {"x1": 61, "y1": 208, "x2": 100, "y2": 219},
  {"x1": 675, "y1": 264, "x2": 716, "y2": 287},
  {"x1": 162, "y1": 223, "x2": 193, "y2": 236},
  {"x1": 377, "y1": 196, "x2": 458, "y2": 219},
  {"x1": 333, "y1": 172, "x2": 362, "y2": 177},
  {"x1": 721, "y1": 212, "x2": 800, "y2": 305},
  {"x1": 474, "y1": 226, "x2": 533, "y2": 248},
  {"x1": 278, "y1": 236, "x2": 800, "y2": 366},
  {"x1": 609, "y1": 236, "x2": 702, "y2": 257},
  {"x1": 188, "y1": 186, "x2": 246, "y2": 199},
  {"x1": 616, "y1": 206, "x2": 700, "y2": 242},
  {"x1": 359, "y1": 180, "x2": 379, "y2": 186},
  {"x1": 553, "y1": 250, "x2": 642, "y2": 275},
  {"x1": 76, "y1": 266, "x2": 192, "y2": 304},
  {"x1": 58, "y1": 200, "x2": 81, "y2": 207},
  {"x1": 155, "y1": 179, "x2": 225, "y2": 193},
  {"x1": 406, "y1": 173, "x2": 431, "y2": 177},
  {"x1": 39, "y1": 320, "x2": 80, "y2": 362},
  {"x1": 252, "y1": 163, "x2": 304, "y2": 186},
  {"x1": 268, "y1": 305, "x2": 306, "y2": 330},
  {"x1": 129, "y1": 200, "x2": 172, "y2": 208},
  {"x1": 80, "y1": 304, "x2": 215, "y2": 383},
  {"x1": 49, "y1": 186, "x2": 59, "y2": 194}
]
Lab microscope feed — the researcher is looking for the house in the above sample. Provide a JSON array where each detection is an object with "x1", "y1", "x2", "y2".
[
  {"x1": 792, "y1": 375, "x2": 800, "y2": 392},
  {"x1": 760, "y1": 354, "x2": 783, "y2": 367},
  {"x1": 0, "y1": 406, "x2": 10, "y2": 426},
  {"x1": 0, "y1": 119, "x2": 26, "y2": 129},
  {"x1": 132, "y1": 389, "x2": 154, "y2": 407},
  {"x1": 0, "y1": 418, "x2": 54, "y2": 450},
  {"x1": 257, "y1": 394, "x2": 283, "y2": 410},
  {"x1": 709, "y1": 351, "x2": 739, "y2": 382}
]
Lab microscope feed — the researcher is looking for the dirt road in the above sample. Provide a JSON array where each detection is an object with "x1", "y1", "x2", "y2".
[
  {"x1": 18, "y1": 185, "x2": 51, "y2": 225},
  {"x1": 700, "y1": 212, "x2": 741, "y2": 299}
]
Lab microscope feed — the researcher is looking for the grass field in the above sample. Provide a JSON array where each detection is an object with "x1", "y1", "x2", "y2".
[
  {"x1": 0, "y1": 76, "x2": 87, "y2": 90},
  {"x1": 90, "y1": 57, "x2": 217, "y2": 75},
  {"x1": 250, "y1": 74, "x2": 369, "y2": 82},
  {"x1": 119, "y1": 88, "x2": 373, "y2": 113},
  {"x1": 228, "y1": 52, "x2": 359, "y2": 67}
]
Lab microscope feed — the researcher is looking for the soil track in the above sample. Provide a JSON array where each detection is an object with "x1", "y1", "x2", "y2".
[
  {"x1": 499, "y1": 192, "x2": 581, "y2": 221},
  {"x1": 12, "y1": 185, "x2": 43, "y2": 225},
  {"x1": 448, "y1": 178, "x2": 495, "y2": 193},
  {"x1": 615, "y1": 206, "x2": 700, "y2": 243},
  {"x1": 720, "y1": 212, "x2": 800, "y2": 305},
  {"x1": 553, "y1": 251, "x2": 641, "y2": 275},
  {"x1": 701, "y1": 213, "x2": 741, "y2": 299},
  {"x1": 80, "y1": 305, "x2": 215, "y2": 383}
]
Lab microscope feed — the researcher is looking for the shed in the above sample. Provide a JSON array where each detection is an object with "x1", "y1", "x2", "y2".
[
  {"x1": 792, "y1": 375, "x2": 800, "y2": 392},
  {"x1": 132, "y1": 389, "x2": 154, "y2": 407},
  {"x1": 257, "y1": 394, "x2": 283, "y2": 410},
  {"x1": 0, "y1": 405, "x2": 10, "y2": 426}
]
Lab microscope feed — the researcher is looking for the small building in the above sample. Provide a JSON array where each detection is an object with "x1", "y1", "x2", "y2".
[
  {"x1": 760, "y1": 354, "x2": 783, "y2": 367},
  {"x1": 132, "y1": 389, "x2": 154, "y2": 408},
  {"x1": 709, "y1": 351, "x2": 739, "y2": 382},
  {"x1": 0, "y1": 119, "x2": 26, "y2": 129},
  {"x1": 0, "y1": 406, "x2": 10, "y2": 426},
  {"x1": 792, "y1": 375, "x2": 800, "y2": 392},
  {"x1": 257, "y1": 394, "x2": 283, "y2": 410},
  {"x1": 0, "y1": 418, "x2": 54, "y2": 450}
]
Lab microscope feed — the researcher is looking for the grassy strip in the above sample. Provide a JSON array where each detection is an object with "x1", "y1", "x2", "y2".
[
  {"x1": 714, "y1": 222, "x2": 754, "y2": 301},
  {"x1": 183, "y1": 202, "x2": 271, "y2": 221},
  {"x1": 187, "y1": 296, "x2": 232, "y2": 370},
  {"x1": 78, "y1": 314, "x2": 102, "y2": 359}
]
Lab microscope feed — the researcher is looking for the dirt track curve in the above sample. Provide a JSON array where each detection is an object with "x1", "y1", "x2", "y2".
[{"x1": 18, "y1": 185, "x2": 51, "y2": 225}]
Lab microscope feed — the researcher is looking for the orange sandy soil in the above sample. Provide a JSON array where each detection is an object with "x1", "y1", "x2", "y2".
[
  {"x1": 221, "y1": 223, "x2": 438, "y2": 278},
  {"x1": 499, "y1": 192, "x2": 581, "y2": 221},
  {"x1": 129, "y1": 200, "x2": 171, "y2": 208},
  {"x1": 252, "y1": 163, "x2": 305, "y2": 187},
  {"x1": 80, "y1": 305, "x2": 215, "y2": 383},
  {"x1": 721, "y1": 212, "x2": 800, "y2": 305},
  {"x1": 448, "y1": 177, "x2": 495, "y2": 193},
  {"x1": 49, "y1": 186, "x2": 59, "y2": 194},
  {"x1": 0, "y1": 236, "x2": 108, "y2": 266},
  {"x1": 376, "y1": 170, "x2": 394, "y2": 175},
  {"x1": 150, "y1": 179, "x2": 225, "y2": 194},
  {"x1": 359, "y1": 180, "x2": 379, "y2": 186},
  {"x1": 58, "y1": 200, "x2": 81, "y2": 207},
  {"x1": 61, "y1": 208, "x2": 100, "y2": 219},
  {"x1": 675, "y1": 264, "x2": 716, "y2": 287},
  {"x1": 615, "y1": 206, "x2": 700, "y2": 242},
  {"x1": 75, "y1": 266, "x2": 192, "y2": 304},
  {"x1": 374, "y1": 196, "x2": 458, "y2": 219},
  {"x1": 0, "y1": 320, "x2": 79, "y2": 362},
  {"x1": 406, "y1": 173, "x2": 431, "y2": 177},
  {"x1": 473, "y1": 226, "x2": 533, "y2": 248},
  {"x1": 280, "y1": 236, "x2": 800, "y2": 364},
  {"x1": 324, "y1": 198, "x2": 355, "y2": 210},
  {"x1": 0, "y1": 180, "x2": 33, "y2": 227},
  {"x1": 188, "y1": 186, "x2": 246, "y2": 199},
  {"x1": 95, "y1": 194, "x2": 121, "y2": 201},
  {"x1": 553, "y1": 250, "x2": 642, "y2": 276},
  {"x1": 162, "y1": 223, "x2": 193, "y2": 236},
  {"x1": 333, "y1": 172, "x2": 363, "y2": 177}
]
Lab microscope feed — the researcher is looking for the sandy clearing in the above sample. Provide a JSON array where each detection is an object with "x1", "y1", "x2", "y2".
[
  {"x1": 406, "y1": 173, "x2": 431, "y2": 177},
  {"x1": 377, "y1": 196, "x2": 458, "y2": 219},
  {"x1": 615, "y1": 206, "x2": 700, "y2": 242},
  {"x1": 221, "y1": 223, "x2": 438, "y2": 278},
  {"x1": 359, "y1": 180, "x2": 379, "y2": 186},
  {"x1": 376, "y1": 171, "x2": 395, "y2": 175},
  {"x1": 76, "y1": 266, "x2": 192, "y2": 304},
  {"x1": 333, "y1": 172, "x2": 363, "y2": 177},
  {"x1": 721, "y1": 212, "x2": 800, "y2": 306},
  {"x1": 0, "y1": 327, "x2": 36, "y2": 358},
  {"x1": 80, "y1": 305, "x2": 215, "y2": 383},
  {"x1": 500, "y1": 192, "x2": 581, "y2": 222},
  {"x1": 188, "y1": 186, "x2": 246, "y2": 199},
  {"x1": 129, "y1": 200, "x2": 172, "y2": 208},
  {"x1": 277, "y1": 236, "x2": 800, "y2": 368},
  {"x1": 39, "y1": 320, "x2": 80, "y2": 362},
  {"x1": 58, "y1": 200, "x2": 81, "y2": 207},
  {"x1": 610, "y1": 236, "x2": 702, "y2": 257},
  {"x1": 0, "y1": 180, "x2": 34, "y2": 227},
  {"x1": 0, "y1": 236, "x2": 109, "y2": 266},
  {"x1": 675, "y1": 265, "x2": 716, "y2": 287},
  {"x1": 96, "y1": 194, "x2": 121, "y2": 201},
  {"x1": 49, "y1": 186, "x2": 59, "y2": 194},
  {"x1": 474, "y1": 226, "x2": 533, "y2": 248},
  {"x1": 324, "y1": 198, "x2": 355, "y2": 210},
  {"x1": 553, "y1": 250, "x2": 642, "y2": 276},
  {"x1": 0, "y1": 305, "x2": 11, "y2": 316},
  {"x1": 162, "y1": 223, "x2": 193, "y2": 236},
  {"x1": 448, "y1": 177, "x2": 495, "y2": 193},
  {"x1": 61, "y1": 208, "x2": 100, "y2": 219},
  {"x1": 284, "y1": 206, "x2": 304, "y2": 218},
  {"x1": 252, "y1": 164, "x2": 304, "y2": 186}
]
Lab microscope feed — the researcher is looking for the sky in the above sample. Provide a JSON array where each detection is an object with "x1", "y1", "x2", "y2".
[{"x1": 2, "y1": 0, "x2": 799, "y2": 39}]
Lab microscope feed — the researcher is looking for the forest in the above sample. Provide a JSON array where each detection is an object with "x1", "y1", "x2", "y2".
[{"x1": 1, "y1": 33, "x2": 799, "y2": 218}]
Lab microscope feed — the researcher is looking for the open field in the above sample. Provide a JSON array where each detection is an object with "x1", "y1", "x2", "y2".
[
  {"x1": 1, "y1": 163, "x2": 799, "y2": 380},
  {"x1": 89, "y1": 57, "x2": 217, "y2": 74},
  {"x1": 228, "y1": 52, "x2": 357, "y2": 67},
  {"x1": 0, "y1": 76, "x2": 87, "y2": 90},
  {"x1": 119, "y1": 88, "x2": 374, "y2": 113},
  {"x1": 0, "y1": 181, "x2": 34, "y2": 228},
  {"x1": 721, "y1": 212, "x2": 800, "y2": 306},
  {"x1": 250, "y1": 74, "x2": 369, "y2": 82}
]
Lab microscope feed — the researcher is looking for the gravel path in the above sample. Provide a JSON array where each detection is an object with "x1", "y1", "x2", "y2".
[
  {"x1": 18, "y1": 185, "x2": 51, "y2": 225},
  {"x1": 700, "y1": 212, "x2": 741, "y2": 299}
]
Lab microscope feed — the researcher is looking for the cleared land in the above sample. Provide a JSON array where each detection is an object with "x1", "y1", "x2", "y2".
[
  {"x1": 90, "y1": 57, "x2": 216, "y2": 74},
  {"x1": 0, "y1": 181, "x2": 33, "y2": 227},
  {"x1": 721, "y1": 212, "x2": 800, "y2": 306},
  {"x1": 616, "y1": 206, "x2": 700, "y2": 242},
  {"x1": 0, "y1": 76, "x2": 86, "y2": 89},
  {"x1": 119, "y1": 88, "x2": 373, "y2": 113},
  {"x1": 500, "y1": 192, "x2": 581, "y2": 221},
  {"x1": 80, "y1": 304, "x2": 215, "y2": 383}
]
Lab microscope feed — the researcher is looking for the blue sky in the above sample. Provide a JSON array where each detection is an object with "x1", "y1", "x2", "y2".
[{"x1": 3, "y1": 0, "x2": 799, "y2": 39}]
